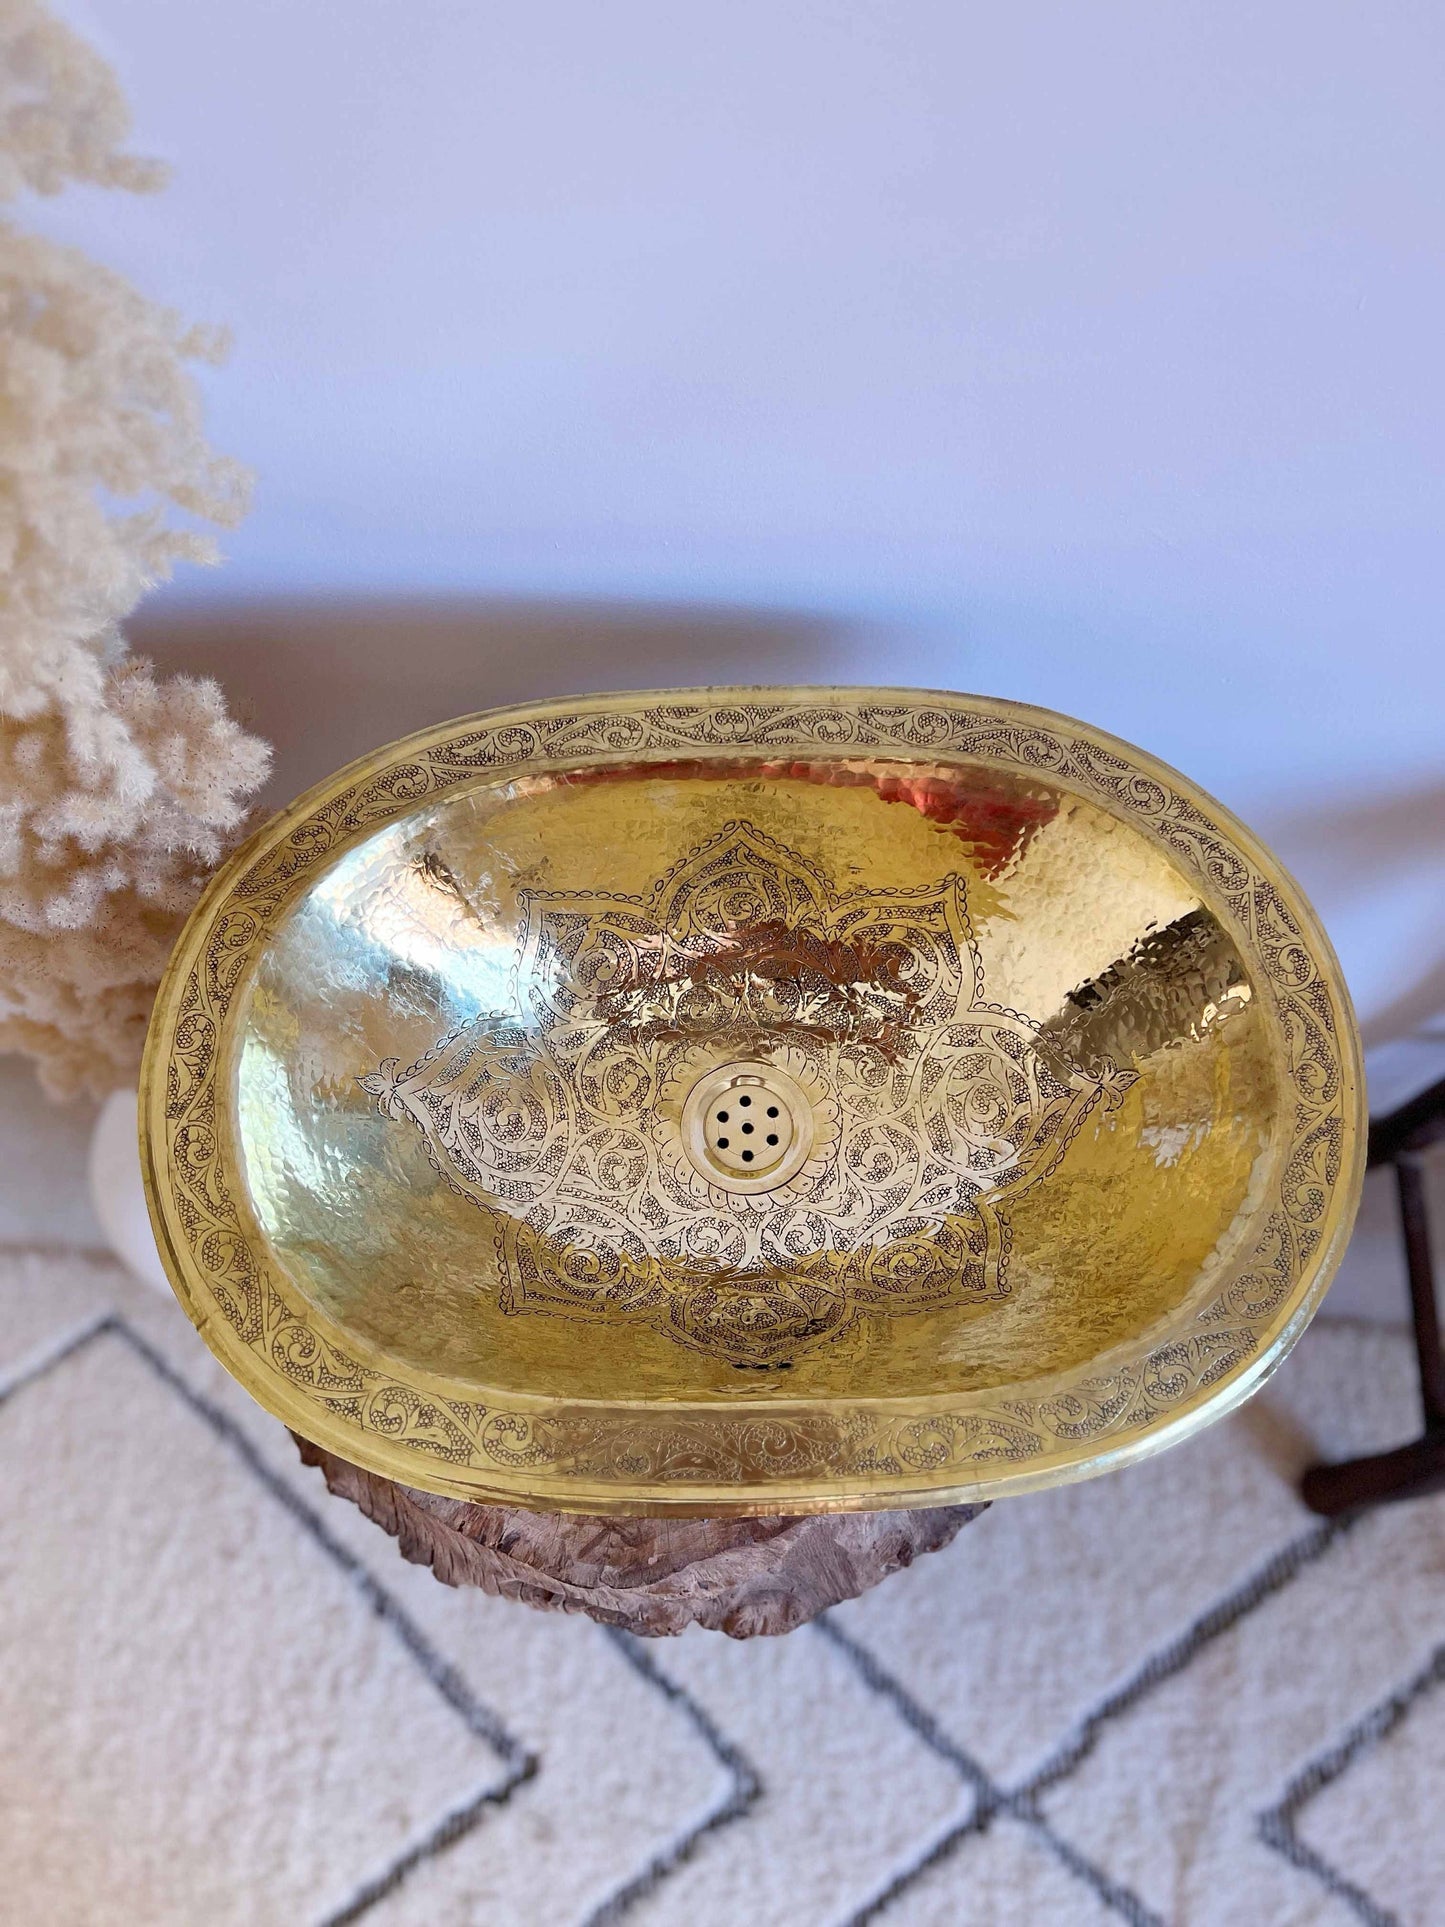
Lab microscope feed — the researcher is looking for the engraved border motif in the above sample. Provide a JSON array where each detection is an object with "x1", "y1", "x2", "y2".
[{"x1": 140, "y1": 689, "x2": 1365, "y2": 1514}]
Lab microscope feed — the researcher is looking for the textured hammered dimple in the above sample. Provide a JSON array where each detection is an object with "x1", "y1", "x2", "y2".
[{"x1": 358, "y1": 822, "x2": 1137, "y2": 1365}]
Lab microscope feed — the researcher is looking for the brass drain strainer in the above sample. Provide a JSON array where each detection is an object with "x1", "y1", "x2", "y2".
[{"x1": 680, "y1": 1060, "x2": 816, "y2": 1195}]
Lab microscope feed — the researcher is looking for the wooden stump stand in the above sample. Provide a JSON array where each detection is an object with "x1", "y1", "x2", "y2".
[{"x1": 296, "y1": 1437, "x2": 985, "y2": 1638}]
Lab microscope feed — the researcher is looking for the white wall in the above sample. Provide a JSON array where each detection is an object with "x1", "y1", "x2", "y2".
[{"x1": 47, "y1": 0, "x2": 1445, "y2": 1047}]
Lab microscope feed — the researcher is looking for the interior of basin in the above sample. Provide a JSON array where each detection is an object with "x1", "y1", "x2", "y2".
[{"x1": 232, "y1": 755, "x2": 1281, "y2": 1404}]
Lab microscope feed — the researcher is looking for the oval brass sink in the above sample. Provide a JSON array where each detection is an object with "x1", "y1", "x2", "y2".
[{"x1": 141, "y1": 688, "x2": 1364, "y2": 1513}]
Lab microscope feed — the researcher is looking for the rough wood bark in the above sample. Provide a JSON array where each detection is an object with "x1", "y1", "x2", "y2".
[{"x1": 294, "y1": 1436, "x2": 986, "y2": 1638}]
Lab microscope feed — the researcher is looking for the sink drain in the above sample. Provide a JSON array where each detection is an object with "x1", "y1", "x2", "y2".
[{"x1": 681, "y1": 1061, "x2": 815, "y2": 1195}]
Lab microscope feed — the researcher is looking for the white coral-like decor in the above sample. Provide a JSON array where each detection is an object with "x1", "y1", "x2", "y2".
[{"x1": 0, "y1": 0, "x2": 269, "y2": 1096}]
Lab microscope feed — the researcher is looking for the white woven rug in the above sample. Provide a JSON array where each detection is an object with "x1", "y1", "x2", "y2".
[
  {"x1": 4, "y1": 1240, "x2": 1444, "y2": 1927},
  {"x1": 2, "y1": 1056, "x2": 1443, "y2": 1927}
]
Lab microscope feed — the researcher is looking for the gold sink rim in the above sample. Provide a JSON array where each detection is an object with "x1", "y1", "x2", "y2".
[{"x1": 139, "y1": 685, "x2": 1365, "y2": 1515}]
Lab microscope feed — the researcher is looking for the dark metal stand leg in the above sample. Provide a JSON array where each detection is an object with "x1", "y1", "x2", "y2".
[{"x1": 1302, "y1": 1077, "x2": 1445, "y2": 1517}]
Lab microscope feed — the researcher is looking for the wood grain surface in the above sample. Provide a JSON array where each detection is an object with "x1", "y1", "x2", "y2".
[{"x1": 295, "y1": 1435, "x2": 986, "y2": 1638}]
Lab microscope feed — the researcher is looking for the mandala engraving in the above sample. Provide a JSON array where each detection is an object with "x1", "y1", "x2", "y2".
[{"x1": 362, "y1": 822, "x2": 1137, "y2": 1364}]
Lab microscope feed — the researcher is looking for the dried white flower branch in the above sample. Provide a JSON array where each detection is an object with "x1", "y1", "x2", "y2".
[{"x1": 0, "y1": 0, "x2": 269, "y2": 1096}]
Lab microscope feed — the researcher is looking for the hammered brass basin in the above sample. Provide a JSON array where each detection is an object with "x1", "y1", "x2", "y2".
[{"x1": 141, "y1": 688, "x2": 1364, "y2": 1513}]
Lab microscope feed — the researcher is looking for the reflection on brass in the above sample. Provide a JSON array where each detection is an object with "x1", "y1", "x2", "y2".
[{"x1": 140, "y1": 689, "x2": 1365, "y2": 1515}]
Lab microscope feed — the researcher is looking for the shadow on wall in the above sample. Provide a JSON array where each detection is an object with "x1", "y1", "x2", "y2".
[
  {"x1": 131, "y1": 597, "x2": 852, "y2": 812},
  {"x1": 131, "y1": 596, "x2": 1445, "y2": 1064}
]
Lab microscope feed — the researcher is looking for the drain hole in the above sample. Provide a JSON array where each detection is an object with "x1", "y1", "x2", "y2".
[{"x1": 685, "y1": 1062, "x2": 812, "y2": 1189}]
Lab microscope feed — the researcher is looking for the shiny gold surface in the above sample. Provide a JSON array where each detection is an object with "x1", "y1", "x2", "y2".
[{"x1": 140, "y1": 689, "x2": 1364, "y2": 1513}]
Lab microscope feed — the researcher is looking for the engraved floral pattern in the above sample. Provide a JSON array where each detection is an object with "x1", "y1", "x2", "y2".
[{"x1": 360, "y1": 823, "x2": 1133, "y2": 1364}]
